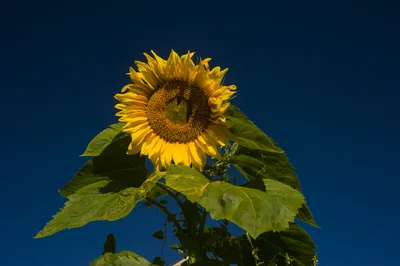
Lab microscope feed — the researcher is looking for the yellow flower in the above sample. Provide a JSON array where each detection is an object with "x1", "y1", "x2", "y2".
[{"x1": 114, "y1": 50, "x2": 236, "y2": 171}]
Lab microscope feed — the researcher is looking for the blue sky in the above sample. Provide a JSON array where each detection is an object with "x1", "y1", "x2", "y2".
[{"x1": 1, "y1": 0, "x2": 398, "y2": 265}]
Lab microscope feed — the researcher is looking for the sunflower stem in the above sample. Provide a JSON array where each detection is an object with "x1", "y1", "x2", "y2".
[
  {"x1": 145, "y1": 197, "x2": 184, "y2": 234},
  {"x1": 156, "y1": 183, "x2": 185, "y2": 211},
  {"x1": 197, "y1": 208, "x2": 208, "y2": 239}
]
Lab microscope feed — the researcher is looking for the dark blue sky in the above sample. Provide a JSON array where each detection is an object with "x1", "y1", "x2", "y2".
[{"x1": 1, "y1": 0, "x2": 398, "y2": 265}]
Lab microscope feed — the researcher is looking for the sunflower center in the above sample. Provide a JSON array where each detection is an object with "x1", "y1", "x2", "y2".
[
  {"x1": 146, "y1": 81, "x2": 210, "y2": 143},
  {"x1": 165, "y1": 97, "x2": 192, "y2": 124}
]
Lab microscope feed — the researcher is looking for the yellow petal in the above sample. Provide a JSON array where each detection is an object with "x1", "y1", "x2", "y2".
[
  {"x1": 149, "y1": 137, "x2": 165, "y2": 159},
  {"x1": 142, "y1": 135, "x2": 160, "y2": 155},
  {"x1": 131, "y1": 127, "x2": 151, "y2": 144},
  {"x1": 161, "y1": 142, "x2": 174, "y2": 169},
  {"x1": 188, "y1": 141, "x2": 207, "y2": 170},
  {"x1": 172, "y1": 143, "x2": 184, "y2": 165},
  {"x1": 134, "y1": 61, "x2": 160, "y2": 89},
  {"x1": 188, "y1": 142, "x2": 201, "y2": 166},
  {"x1": 129, "y1": 122, "x2": 149, "y2": 133},
  {"x1": 201, "y1": 133, "x2": 220, "y2": 158},
  {"x1": 120, "y1": 113, "x2": 148, "y2": 122},
  {"x1": 123, "y1": 116, "x2": 147, "y2": 127},
  {"x1": 180, "y1": 144, "x2": 191, "y2": 167},
  {"x1": 165, "y1": 50, "x2": 181, "y2": 79},
  {"x1": 128, "y1": 131, "x2": 152, "y2": 154},
  {"x1": 205, "y1": 125, "x2": 230, "y2": 147},
  {"x1": 151, "y1": 50, "x2": 167, "y2": 66},
  {"x1": 140, "y1": 132, "x2": 155, "y2": 156},
  {"x1": 121, "y1": 84, "x2": 150, "y2": 97},
  {"x1": 195, "y1": 136, "x2": 219, "y2": 159}
]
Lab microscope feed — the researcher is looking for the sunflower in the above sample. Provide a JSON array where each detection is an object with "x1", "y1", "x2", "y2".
[{"x1": 114, "y1": 50, "x2": 236, "y2": 171}]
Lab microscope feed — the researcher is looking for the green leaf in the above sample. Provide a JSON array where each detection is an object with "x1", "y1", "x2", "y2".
[
  {"x1": 227, "y1": 105, "x2": 318, "y2": 227},
  {"x1": 35, "y1": 181, "x2": 137, "y2": 238},
  {"x1": 217, "y1": 223, "x2": 316, "y2": 266},
  {"x1": 165, "y1": 165, "x2": 209, "y2": 202},
  {"x1": 231, "y1": 146, "x2": 318, "y2": 227},
  {"x1": 226, "y1": 107, "x2": 283, "y2": 154},
  {"x1": 102, "y1": 234, "x2": 117, "y2": 255},
  {"x1": 152, "y1": 256, "x2": 164, "y2": 265},
  {"x1": 296, "y1": 204, "x2": 317, "y2": 227},
  {"x1": 35, "y1": 172, "x2": 164, "y2": 238},
  {"x1": 159, "y1": 200, "x2": 168, "y2": 205},
  {"x1": 81, "y1": 123, "x2": 126, "y2": 157},
  {"x1": 169, "y1": 244, "x2": 180, "y2": 250},
  {"x1": 225, "y1": 105, "x2": 248, "y2": 120},
  {"x1": 231, "y1": 153, "x2": 301, "y2": 190},
  {"x1": 249, "y1": 223, "x2": 317, "y2": 266},
  {"x1": 60, "y1": 136, "x2": 148, "y2": 198},
  {"x1": 152, "y1": 230, "x2": 164, "y2": 240},
  {"x1": 165, "y1": 165, "x2": 305, "y2": 239},
  {"x1": 91, "y1": 251, "x2": 152, "y2": 266}
]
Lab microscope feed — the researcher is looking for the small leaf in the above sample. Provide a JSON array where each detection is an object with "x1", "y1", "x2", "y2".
[
  {"x1": 296, "y1": 204, "x2": 317, "y2": 227},
  {"x1": 165, "y1": 165, "x2": 305, "y2": 239},
  {"x1": 102, "y1": 233, "x2": 116, "y2": 255},
  {"x1": 91, "y1": 250, "x2": 152, "y2": 266},
  {"x1": 169, "y1": 244, "x2": 180, "y2": 250},
  {"x1": 35, "y1": 172, "x2": 163, "y2": 238},
  {"x1": 160, "y1": 200, "x2": 168, "y2": 205},
  {"x1": 152, "y1": 256, "x2": 164, "y2": 265},
  {"x1": 152, "y1": 230, "x2": 164, "y2": 240},
  {"x1": 81, "y1": 123, "x2": 126, "y2": 157}
]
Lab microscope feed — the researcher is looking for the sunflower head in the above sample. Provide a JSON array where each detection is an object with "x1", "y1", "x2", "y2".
[{"x1": 115, "y1": 50, "x2": 236, "y2": 171}]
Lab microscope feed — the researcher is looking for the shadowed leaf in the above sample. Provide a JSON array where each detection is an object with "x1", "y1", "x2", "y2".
[
  {"x1": 81, "y1": 123, "x2": 126, "y2": 157},
  {"x1": 152, "y1": 230, "x2": 164, "y2": 240},
  {"x1": 152, "y1": 256, "x2": 164, "y2": 265},
  {"x1": 102, "y1": 234, "x2": 116, "y2": 255},
  {"x1": 226, "y1": 107, "x2": 283, "y2": 154},
  {"x1": 60, "y1": 136, "x2": 148, "y2": 198},
  {"x1": 240, "y1": 223, "x2": 317, "y2": 266}
]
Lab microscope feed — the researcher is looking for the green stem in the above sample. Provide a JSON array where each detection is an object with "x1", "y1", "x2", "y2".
[
  {"x1": 197, "y1": 209, "x2": 207, "y2": 238},
  {"x1": 156, "y1": 183, "x2": 185, "y2": 211},
  {"x1": 146, "y1": 197, "x2": 183, "y2": 233},
  {"x1": 246, "y1": 232, "x2": 261, "y2": 266}
]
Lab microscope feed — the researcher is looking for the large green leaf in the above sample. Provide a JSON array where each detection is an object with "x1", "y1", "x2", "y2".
[
  {"x1": 35, "y1": 172, "x2": 164, "y2": 238},
  {"x1": 232, "y1": 146, "x2": 318, "y2": 227},
  {"x1": 60, "y1": 136, "x2": 148, "y2": 198},
  {"x1": 91, "y1": 251, "x2": 152, "y2": 266},
  {"x1": 165, "y1": 165, "x2": 305, "y2": 239},
  {"x1": 227, "y1": 105, "x2": 318, "y2": 227},
  {"x1": 81, "y1": 123, "x2": 126, "y2": 157}
]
